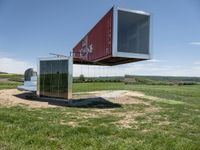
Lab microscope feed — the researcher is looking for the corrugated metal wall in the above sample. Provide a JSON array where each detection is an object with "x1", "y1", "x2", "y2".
[{"x1": 73, "y1": 8, "x2": 113, "y2": 64}]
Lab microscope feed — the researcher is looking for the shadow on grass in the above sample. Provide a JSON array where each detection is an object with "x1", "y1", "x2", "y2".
[{"x1": 14, "y1": 92, "x2": 121, "y2": 109}]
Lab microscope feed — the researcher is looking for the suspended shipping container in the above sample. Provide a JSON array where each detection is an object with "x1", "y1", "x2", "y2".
[{"x1": 73, "y1": 6, "x2": 151, "y2": 66}]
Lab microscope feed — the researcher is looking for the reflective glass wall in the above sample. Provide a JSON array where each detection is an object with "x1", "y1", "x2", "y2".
[
  {"x1": 117, "y1": 10, "x2": 150, "y2": 54},
  {"x1": 39, "y1": 59, "x2": 70, "y2": 99}
]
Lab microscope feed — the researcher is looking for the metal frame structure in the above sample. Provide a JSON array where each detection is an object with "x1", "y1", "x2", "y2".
[{"x1": 37, "y1": 56, "x2": 73, "y2": 99}]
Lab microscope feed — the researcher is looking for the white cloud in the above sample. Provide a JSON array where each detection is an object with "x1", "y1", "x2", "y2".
[
  {"x1": 0, "y1": 57, "x2": 35, "y2": 74},
  {"x1": 146, "y1": 59, "x2": 161, "y2": 63},
  {"x1": 190, "y1": 42, "x2": 200, "y2": 45},
  {"x1": 123, "y1": 62, "x2": 200, "y2": 77},
  {"x1": 1, "y1": 57, "x2": 198, "y2": 77},
  {"x1": 194, "y1": 61, "x2": 200, "y2": 65}
]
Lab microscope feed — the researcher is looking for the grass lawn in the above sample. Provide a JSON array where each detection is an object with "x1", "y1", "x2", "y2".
[
  {"x1": 0, "y1": 74, "x2": 23, "y2": 90},
  {"x1": 0, "y1": 82, "x2": 22, "y2": 90},
  {"x1": 0, "y1": 82, "x2": 200, "y2": 149}
]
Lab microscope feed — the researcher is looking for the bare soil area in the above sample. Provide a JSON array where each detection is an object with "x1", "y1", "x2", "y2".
[
  {"x1": 0, "y1": 78, "x2": 9, "y2": 82},
  {"x1": 0, "y1": 89, "x2": 56, "y2": 108},
  {"x1": 73, "y1": 90, "x2": 149, "y2": 105},
  {"x1": 0, "y1": 89, "x2": 150, "y2": 108}
]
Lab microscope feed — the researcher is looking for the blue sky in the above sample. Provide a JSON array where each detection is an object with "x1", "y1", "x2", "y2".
[{"x1": 0, "y1": 0, "x2": 200, "y2": 76}]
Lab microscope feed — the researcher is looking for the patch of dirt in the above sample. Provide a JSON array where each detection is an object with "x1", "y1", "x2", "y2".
[
  {"x1": 0, "y1": 89, "x2": 56, "y2": 108},
  {"x1": 131, "y1": 94, "x2": 185, "y2": 105},
  {"x1": 115, "y1": 106, "x2": 159, "y2": 128},
  {"x1": 141, "y1": 129, "x2": 152, "y2": 133},
  {"x1": 158, "y1": 121, "x2": 170, "y2": 126},
  {"x1": 73, "y1": 106, "x2": 159, "y2": 129},
  {"x1": 73, "y1": 90, "x2": 149, "y2": 105},
  {"x1": 1, "y1": 89, "x2": 145, "y2": 108},
  {"x1": 60, "y1": 120, "x2": 78, "y2": 127},
  {"x1": 0, "y1": 78, "x2": 9, "y2": 82},
  {"x1": 116, "y1": 112, "x2": 141, "y2": 128}
]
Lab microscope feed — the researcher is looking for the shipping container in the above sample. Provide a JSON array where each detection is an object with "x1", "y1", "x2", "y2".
[
  {"x1": 73, "y1": 6, "x2": 151, "y2": 66},
  {"x1": 37, "y1": 57, "x2": 72, "y2": 99}
]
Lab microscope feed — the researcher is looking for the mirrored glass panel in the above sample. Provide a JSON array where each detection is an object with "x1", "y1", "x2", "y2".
[
  {"x1": 39, "y1": 59, "x2": 69, "y2": 99},
  {"x1": 117, "y1": 10, "x2": 150, "y2": 54}
]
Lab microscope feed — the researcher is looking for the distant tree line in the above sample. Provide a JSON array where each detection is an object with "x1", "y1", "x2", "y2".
[
  {"x1": 73, "y1": 74, "x2": 123, "y2": 83},
  {"x1": 0, "y1": 72, "x2": 8, "y2": 74},
  {"x1": 73, "y1": 74, "x2": 200, "y2": 85}
]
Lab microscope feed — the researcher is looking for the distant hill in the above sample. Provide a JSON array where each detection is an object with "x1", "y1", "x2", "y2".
[
  {"x1": 130, "y1": 75, "x2": 200, "y2": 82},
  {"x1": 124, "y1": 75, "x2": 200, "y2": 85},
  {"x1": 0, "y1": 72, "x2": 8, "y2": 74}
]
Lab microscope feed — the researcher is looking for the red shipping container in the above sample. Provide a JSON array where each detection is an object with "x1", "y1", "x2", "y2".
[{"x1": 73, "y1": 6, "x2": 151, "y2": 66}]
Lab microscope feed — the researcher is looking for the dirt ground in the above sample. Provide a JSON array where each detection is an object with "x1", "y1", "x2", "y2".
[
  {"x1": 0, "y1": 89, "x2": 150, "y2": 108},
  {"x1": 73, "y1": 90, "x2": 149, "y2": 105},
  {"x1": 0, "y1": 89, "x2": 57, "y2": 108}
]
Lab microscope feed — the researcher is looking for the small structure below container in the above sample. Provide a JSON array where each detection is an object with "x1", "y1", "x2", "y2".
[
  {"x1": 17, "y1": 68, "x2": 37, "y2": 92},
  {"x1": 37, "y1": 57, "x2": 72, "y2": 99}
]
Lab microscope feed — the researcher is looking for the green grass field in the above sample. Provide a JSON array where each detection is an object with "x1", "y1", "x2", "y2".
[
  {"x1": 0, "y1": 74, "x2": 23, "y2": 90},
  {"x1": 0, "y1": 77, "x2": 200, "y2": 149}
]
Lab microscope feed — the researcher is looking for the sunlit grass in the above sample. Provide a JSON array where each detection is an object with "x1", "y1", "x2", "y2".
[{"x1": 0, "y1": 81, "x2": 200, "y2": 149}]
